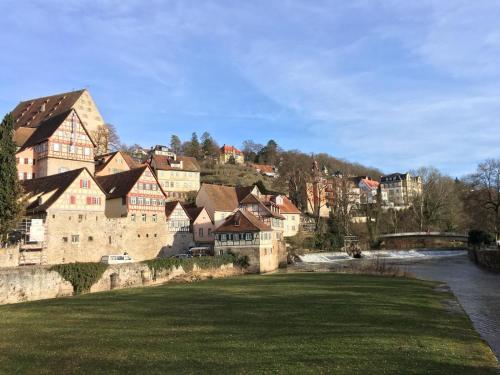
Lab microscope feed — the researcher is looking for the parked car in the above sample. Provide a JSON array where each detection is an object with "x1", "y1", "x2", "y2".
[{"x1": 100, "y1": 254, "x2": 133, "y2": 264}]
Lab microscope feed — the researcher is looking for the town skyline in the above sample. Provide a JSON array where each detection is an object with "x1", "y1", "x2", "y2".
[{"x1": 1, "y1": 1, "x2": 499, "y2": 177}]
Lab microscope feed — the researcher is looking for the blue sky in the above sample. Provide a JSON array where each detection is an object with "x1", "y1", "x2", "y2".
[{"x1": 1, "y1": 1, "x2": 499, "y2": 177}]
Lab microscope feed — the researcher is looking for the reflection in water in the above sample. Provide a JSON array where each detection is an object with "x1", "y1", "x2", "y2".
[{"x1": 298, "y1": 251, "x2": 500, "y2": 360}]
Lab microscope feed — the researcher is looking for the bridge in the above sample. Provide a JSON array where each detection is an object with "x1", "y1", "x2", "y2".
[{"x1": 378, "y1": 232, "x2": 468, "y2": 250}]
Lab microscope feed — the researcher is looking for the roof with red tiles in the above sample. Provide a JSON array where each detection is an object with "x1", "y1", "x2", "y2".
[{"x1": 220, "y1": 144, "x2": 242, "y2": 154}]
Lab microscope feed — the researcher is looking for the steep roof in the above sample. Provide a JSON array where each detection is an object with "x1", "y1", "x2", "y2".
[
  {"x1": 198, "y1": 183, "x2": 258, "y2": 212},
  {"x1": 13, "y1": 127, "x2": 36, "y2": 148},
  {"x1": 11, "y1": 89, "x2": 85, "y2": 130},
  {"x1": 95, "y1": 151, "x2": 140, "y2": 174},
  {"x1": 150, "y1": 154, "x2": 200, "y2": 172},
  {"x1": 183, "y1": 205, "x2": 205, "y2": 222},
  {"x1": 215, "y1": 209, "x2": 271, "y2": 233},
  {"x1": 360, "y1": 178, "x2": 379, "y2": 189},
  {"x1": 18, "y1": 109, "x2": 95, "y2": 151},
  {"x1": 21, "y1": 168, "x2": 89, "y2": 213},
  {"x1": 96, "y1": 166, "x2": 148, "y2": 199},
  {"x1": 271, "y1": 195, "x2": 300, "y2": 214},
  {"x1": 165, "y1": 201, "x2": 190, "y2": 219},
  {"x1": 220, "y1": 144, "x2": 242, "y2": 154}
]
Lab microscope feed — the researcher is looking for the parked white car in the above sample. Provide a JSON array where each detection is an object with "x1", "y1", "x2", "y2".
[{"x1": 100, "y1": 254, "x2": 133, "y2": 264}]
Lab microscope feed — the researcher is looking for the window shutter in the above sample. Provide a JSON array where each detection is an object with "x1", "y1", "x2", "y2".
[
  {"x1": 86, "y1": 196, "x2": 91, "y2": 205},
  {"x1": 80, "y1": 179, "x2": 83, "y2": 188},
  {"x1": 88, "y1": 180, "x2": 91, "y2": 189}
]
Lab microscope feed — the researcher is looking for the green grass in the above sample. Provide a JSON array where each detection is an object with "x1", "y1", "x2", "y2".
[{"x1": 0, "y1": 273, "x2": 497, "y2": 374}]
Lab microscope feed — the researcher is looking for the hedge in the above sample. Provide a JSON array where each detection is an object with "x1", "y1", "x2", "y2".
[{"x1": 51, "y1": 262, "x2": 108, "y2": 295}]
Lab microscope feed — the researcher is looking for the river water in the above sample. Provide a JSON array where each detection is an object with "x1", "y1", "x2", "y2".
[{"x1": 298, "y1": 250, "x2": 500, "y2": 360}]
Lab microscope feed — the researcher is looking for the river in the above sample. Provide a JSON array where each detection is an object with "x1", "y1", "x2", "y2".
[{"x1": 297, "y1": 250, "x2": 500, "y2": 360}]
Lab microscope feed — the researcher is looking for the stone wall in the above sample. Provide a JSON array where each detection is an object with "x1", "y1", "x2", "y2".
[
  {"x1": 469, "y1": 248, "x2": 500, "y2": 272},
  {"x1": 0, "y1": 246, "x2": 21, "y2": 268},
  {"x1": 0, "y1": 262, "x2": 236, "y2": 305}
]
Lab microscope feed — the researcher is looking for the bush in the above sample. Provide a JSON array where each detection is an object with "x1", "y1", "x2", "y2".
[
  {"x1": 51, "y1": 262, "x2": 108, "y2": 295},
  {"x1": 143, "y1": 255, "x2": 236, "y2": 279},
  {"x1": 469, "y1": 230, "x2": 495, "y2": 247}
]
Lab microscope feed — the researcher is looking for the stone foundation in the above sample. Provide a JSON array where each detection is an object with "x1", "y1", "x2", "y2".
[{"x1": 0, "y1": 262, "x2": 237, "y2": 305}]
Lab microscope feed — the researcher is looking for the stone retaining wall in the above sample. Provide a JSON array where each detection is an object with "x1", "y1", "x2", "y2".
[
  {"x1": 468, "y1": 248, "x2": 500, "y2": 272},
  {"x1": 0, "y1": 262, "x2": 236, "y2": 305}
]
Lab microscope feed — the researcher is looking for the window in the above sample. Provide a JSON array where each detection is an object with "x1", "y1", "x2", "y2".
[
  {"x1": 245, "y1": 233, "x2": 252, "y2": 241},
  {"x1": 152, "y1": 214, "x2": 157, "y2": 222},
  {"x1": 69, "y1": 145, "x2": 75, "y2": 154},
  {"x1": 88, "y1": 236, "x2": 93, "y2": 242},
  {"x1": 78, "y1": 215, "x2": 83, "y2": 223},
  {"x1": 145, "y1": 198, "x2": 151, "y2": 206},
  {"x1": 234, "y1": 233, "x2": 240, "y2": 241},
  {"x1": 52, "y1": 143, "x2": 60, "y2": 152},
  {"x1": 131, "y1": 196, "x2": 137, "y2": 205},
  {"x1": 71, "y1": 235, "x2": 79, "y2": 244},
  {"x1": 138, "y1": 197, "x2": 144, "y2": 205},
  {"x1": 92, "y1": 197, "x2": 101, "y2": 205},
  {"x1": 208, "y1": 228, "x2": 212, "y2": 236},
  {"x1": 80, "y1": 179, "x2": 90, "y2": 189},
  {"x1": 131, "y1": 214, "x2": 136, "y2": 222},
  {"x1": 198, "y1": 228, "x2": 203, "y2": 237},
  {"x1": 24, "y1": 157, "x2": 29, "y2": 164},
  {"x1": 142, "y1": 214, "x2": 147, "y2": 222},
  {"x1": 84, "y1": 147, "x2": 91, "y2": 156},
  {"x1": 221, "y1": 234, "x2": 227, "y2": 241}
]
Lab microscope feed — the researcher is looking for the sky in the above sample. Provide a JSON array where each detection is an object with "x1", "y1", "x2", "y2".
[{"x1": 1, "y1": 0, "x2": 499, "y2": 177}]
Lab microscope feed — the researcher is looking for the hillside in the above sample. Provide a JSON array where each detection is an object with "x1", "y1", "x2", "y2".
[{"x1": 200, "y1": 163, "x2": 285, "y2": 192}]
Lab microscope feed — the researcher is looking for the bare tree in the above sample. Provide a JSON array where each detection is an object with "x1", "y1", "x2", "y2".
[{"x1": 467, "y1": 159, "x2": 500, "y2": 240}]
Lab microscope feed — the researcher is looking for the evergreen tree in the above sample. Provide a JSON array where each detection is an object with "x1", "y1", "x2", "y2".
[
  {"x1": 0, "y1": 113, "x2": 24, "y2": 243},
  {"x1": 170, "y1": 135, "x2": 182, "y2": 155},
  {"x1": 201, "y1": 131, "x2": 218, "y2": 159},
  {"x1": 187, "y1": 132, "x2": 201, "y2": 160}
]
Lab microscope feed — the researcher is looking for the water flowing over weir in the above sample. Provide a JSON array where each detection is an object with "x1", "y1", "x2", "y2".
[
  {"x1": 299, "y1": 249, "x2": 468, "y2": 264},
  {"x1": 296, "y1": 250, "x2": 500, "y2": 361}
]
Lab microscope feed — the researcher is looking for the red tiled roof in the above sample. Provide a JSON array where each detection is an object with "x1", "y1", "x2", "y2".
[
  {"x1": 360, "y1": 178, "x2": 379, "y2": 189},
  {"x1": 11, "y1": 89, "x2": 85, "y2": 130},
  {"x1": 214, "y1": 209, "x2": 271, "y2": 233},
  {"x1": 262, "y1": 195, "x2": 300, "y2": 214},
  {"x1": 250, "y1": 163, "x2": 275, "y2": 174},
  {"x1": 220, "y1": 144, "x2": 242, "y2": 154}
]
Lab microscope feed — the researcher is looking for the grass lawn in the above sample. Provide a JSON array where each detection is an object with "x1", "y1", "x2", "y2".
[{"x1": 0, "y1": 273, "x2": 497, "y2": 374}]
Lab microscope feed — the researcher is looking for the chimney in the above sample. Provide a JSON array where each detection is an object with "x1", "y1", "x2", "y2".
[{"x1": 40, "y1": 103, "x2": 46, "y2": 112}]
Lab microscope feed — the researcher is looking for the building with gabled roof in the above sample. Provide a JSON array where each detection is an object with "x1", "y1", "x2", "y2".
[
  {"x1": 163, "y1": 201, "x2": 195, "y2": 253},
  {"x1": 220, "y1": 144, "x2": 244, "y2": 164},
  {"x1": 380, "y1": 172, "x2": 422, "y2": 208},
  {"x1": 95, "y1": 150, "x2": 140, "y2": 176},
  {"x1": 14, "y1": 109, "x2": 96, "y2": 180},
  {"x1": 96, "y1": 165, "x2": 166, "y2": 219},
  {"x1": 147, "y1": 146, "x2": 201, "y2": 202},
  {"x1": 20, "y1": 168, "x2": 107, "y2": 265},
  {"x1": 11, "y1": 88, "x2": 107, "y2": 153},
  {"x1": 183, "y1": 205, "x2": 215, "y2": 246},
  {"x1": 214, "y1": 209, "x2": 278, "y2": 273},
  {"x1": 195, "y1": 183, "x2": 261, "y2": 225}
]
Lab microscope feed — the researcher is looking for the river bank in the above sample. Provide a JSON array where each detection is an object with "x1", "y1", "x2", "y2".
[{"x1": 295, "y1": 250, "x2": 500, "y2": 361}]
